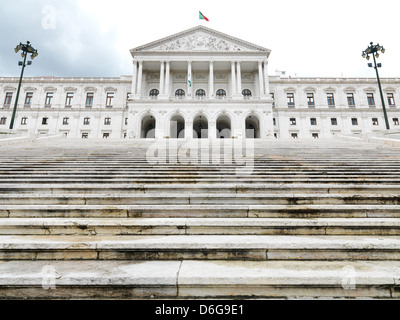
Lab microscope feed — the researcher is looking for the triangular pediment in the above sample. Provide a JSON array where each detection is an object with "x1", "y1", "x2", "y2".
[{"x1": 131, "y1": 25, "x2": 270, "y2": 54}]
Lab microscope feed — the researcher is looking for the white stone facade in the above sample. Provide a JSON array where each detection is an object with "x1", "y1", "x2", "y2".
[{"x1": 1, "y1": 26, "x2": 400, "y2": 139}]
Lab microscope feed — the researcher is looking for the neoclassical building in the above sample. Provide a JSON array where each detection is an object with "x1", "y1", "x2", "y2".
[{"x1": 1, "y1": 25, "x2": 400, "y2": 139}]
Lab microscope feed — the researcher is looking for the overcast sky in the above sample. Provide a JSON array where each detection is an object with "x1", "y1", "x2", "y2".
[{"x1": 0, "y1": 0, "x2": 399, "y2": 79}]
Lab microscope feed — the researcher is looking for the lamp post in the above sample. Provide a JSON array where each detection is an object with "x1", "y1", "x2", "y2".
[
  {"x1": 9, "y1": 41, "x2": 38, "y2": 130},
  {"x1": 362, "y1": 42, "x2": 389, "y2": 130}
]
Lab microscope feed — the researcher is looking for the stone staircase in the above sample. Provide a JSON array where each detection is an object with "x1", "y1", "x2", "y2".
[{"x1": 0, "y1": 138, "x2": 400, "y2": 299}]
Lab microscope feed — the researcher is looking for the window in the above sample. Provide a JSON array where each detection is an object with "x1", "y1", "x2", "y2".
[
  {"x1": 372, "y1": 118, "x2": 379, "y2": 126},
  {"x1": 45, "y1": 92, "x2": 53, "y2": 106},
  {"x1": 106, "y1": 92, "x2": 114, "y2": 106},
  {"x1": 21, "y1": 117, "x2": 27, "y2": 125},
  {"x1": 347, "y1": 93, "x2": 355, "y2": 107},
  {"x1": 86, "y1": 93, "x2": 94, "y2": 107},
  {"x1": 103, "y1": 133, "x2": 110, "y2": 139},
  {"x1": 63, "y1": 117, "x2": 69, "y2": 125},
  {"x1": 125, "y1": 118, "x2": 128, "y2": 125},
  {"x1": 307, "y1": 93, "x2": 315, "y2": 106},
  {"x1": 196, "y1": 89, "x2": 206, "y2": 99},
  {"x1": 83, "y1": 117, "x2": 90, "y2": 125},
  {"x1": 175, "y1": 89, "x2": 185, "y2": 99},
  {"x1": 273, "y1": 118, "x2": 276, "y2": 126},
  {"x1": 393, "y1": 118, "x2": 399, "y2": 126},
  {"x1": 270, "y1": 93, "x2": 275, "y2": 108},
  {"x1": 65, "y1": 93, "x2": 73, "y2": 106},
  {"x1": 216, "y1": 89, "x2": 226, "y2": 99},
  {"x1": 242, "y1": 89, "x2": 252, "y2": 99},
  {"x1": 327, "y1": 93, "x2": 335, "y2": 106},
  {"x1": 351, "y1": 118, "x2": 358, "y2": 126},
  {"x1": 149, "y1": 89, "x2": 159, "y2": 99},
  {"x1": 0, "y1": 117, "x2": 6, "y2": 125},
  {"x1": 287, "y1": 93, "x2": 295, "y2": 107},
  {"x1": 124, "y1": 132, "x2": 127, "y2": 138},
  {"x1": 82, "y1": 132, "x2": 89, "y2": 139},
  {"x1": 367, "y1": 93, "x2": 375, "y2": 106},
  {"x1": 4, "y1": 93, "x2": 13, "y2": 105},
  {"x1": 312, "y1": 133, "x2": 319, "y2": 139},
  {"x1": 42, "y1": 117, "x2": 48, "y2": 125},
  {"x1": 291, "y1": 133, "x2": 298, "y2": 139},
  {"x1": 310, "y1": 118, "x2": 317, "y2": 125},
  {"x1": 387, "y1": 93, "x2": 395, "y2": 106},
  {"x1": 104, "y1": 117, "x2": 111, "y2": 125},
  {"x1": 290, "y1": 118, "x2": 297, "y2": 125},
  {"x1": 25, "y1": 92, "x2": 33, "y2": 106},
  {"x1": 331, "y1": 118, "x2": 337, "y2": 125}
]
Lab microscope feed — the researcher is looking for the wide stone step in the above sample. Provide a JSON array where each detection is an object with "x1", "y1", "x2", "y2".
[
  {"x1": 1, "y1": 218, "x2": 400, "y2": 236},
  {"x1": 0, "y1": 235, "x2": 399, "y2": 260},
  {"x1": 1, "y1": 204, "x2": 400, "y2": 218},
  {"x1": 1, "y1": 183, "x2": 400, "y2": 194},
  {"x1": 1, "y1": 193, "x2": 399, "y2": 205},
  {"x1": 0, "y1": 260, "x2": 398, "y2": 299}
]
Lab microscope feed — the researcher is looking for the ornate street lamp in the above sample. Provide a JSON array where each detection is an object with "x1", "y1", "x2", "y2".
[
  {"x1": 362, "y1": 42, "x2": 389, "y2": 130},
  {"x1": 9, "y1": 41, "x2": 38, "y2": 130}
]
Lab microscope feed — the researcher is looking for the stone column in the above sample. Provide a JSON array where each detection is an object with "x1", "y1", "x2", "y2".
[
  {"x1": 187, "y1": 61, "x2": 192, "y2": 98},
  {"x1": 165, "y1": 61, "x2": 170, "y2": 96},
  {"x1": 258, "y1": 61, "x2": 264, "y2": 96},
  {"x1": 131, "y1": 60, "x2": 137, "y2": 95},
  {"x1": 231, "y1": 61, "x2": 236, "y2": 97},
  {"x1": 136, "y1": 61, "x2": 143, "y2": 97},
  {"x1": 236, "y1": 61, "x2": 242, "y2": 95},
  {"x1": 263, "y1": 60, "x2": 270, "y2": 95},
  {"x1": 160, "y1": 61, "x2": 165, "y2": 95},
  {"x1": 209, "y1": 61, "x2": 214, "y2": 99}
]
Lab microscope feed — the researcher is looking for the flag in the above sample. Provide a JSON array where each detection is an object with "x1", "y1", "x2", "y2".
[{"x1": 199, "y1": 11, "x2": 209, "y2": 22}]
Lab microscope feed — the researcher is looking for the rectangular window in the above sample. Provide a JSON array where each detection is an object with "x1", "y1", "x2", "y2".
[
  {"x1": 0, "y1": 117, "x2": 6, "y2": 125},
  {"x1": 83, "y1": 117, "x2": 90, "y2": 125},
  {"x1": 63, "y1": 117, "x2": 69, "y2": 125},
  {"x1": 104, "y1": 117, "x2": 111, "y2": 125},
  {"x1": 86, "y1": 93, "x2": 94, "y2": 107},
  {"x1": 393, "y1": 118, "x2": 399, "y2": 126},
  {"x1": 312, "y1": 133, "x2": 319, "y2": 139},
  {"x1": 4, "y1": 92, "x2": 13, "y2": 105},
  {"x1": 351, "y1": 118, "x2": 358, "y2": 126},
  {"x1": 103, "y1": 133, "x2": 110, "y2": 139},
  {"x1": 106, "y1": 92, "x2": 114, "y2": 107},
  {"x1": 273, "y1": 118, "x2": 276, "y2": 126},
  {"x1": 310, "y1": 118, "x2": 317, "y2": 125},
  {"x1": 327, "y1": 93, "x2": 335, "y2": 106},
  {"x1": 65, "y1": 93, "x2": 73, "y2": 106},
  {"x1": 25, "y1": 92, "x2": 33, "y2": 105},
  {"x1": 42, "y1": 117, "x2": 48, "y2": 125},
  {"x1": 387, "y1": 93, "x2": 395, "y2": 106},
  {"x1": 307, "y1": 93, "x2": 315, "y2": 106},
  {"x1": 367, "y1": 93, "x2": 375, "y2": 106},
  {"x1": 82, "y1": 132, "x2": 89, "y2": 139},
  {"x1": 291, "y1": 133, "x2": 298, "y2": 139},
  {"x1": 45, "y1": 92, "x2": 53, "y2": 106},
  {"x1": 331, "y1": 118, "x2": 337, "y2": 125},
  {"x1": 347, "y1": 93, "x2": 355, "y2": 106},
  {"x1": 21, "y1": 117, "x2": 27, "y2": 125},
  {"x1": 290, "y1": 118, "x2": 296, "y2": 125},
  {"x1": 125, "y1": 118, "x2": 128, "y2": 125},
  {"x1": 287, "y1": 93, "x2": 295, "y2": 107},
  {"x1": 270, "y1": 93, "x2": 275, "y2": 108},
  {"x1": 372, "y1": 118, "x2": 379, "y2": 126}
]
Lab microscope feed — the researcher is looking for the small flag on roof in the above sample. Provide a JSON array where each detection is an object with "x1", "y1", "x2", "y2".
[{"x1": 199, "y1": 11, "x2": 209, "y2": 22}]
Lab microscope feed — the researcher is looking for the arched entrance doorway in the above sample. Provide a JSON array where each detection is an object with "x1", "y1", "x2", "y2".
[
  {"x1": 216, "y1": 115, "x2": 231, "y2": 138},
  {"x1": 245, "y1": 115, "x2": 260, "y2": 139},
  {"x1": 170, "y1": 115, "x2": 185, "y2": 138},
  {"x1": 193, "y1": 115, "x2": 208, "y2": 139},
  {"x1": 141, "y1": 115, "x2": 156, "y2": 138}
]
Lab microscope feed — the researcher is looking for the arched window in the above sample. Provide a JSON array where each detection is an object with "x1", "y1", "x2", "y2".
[
  {"x1": 216, "y1": 89, "x2": 226, "y2": 99},
  {"x1": 149, "y1": 89, "x2": 159, "y2": 99},
  {"x1": 175, "y1": 89, "x2": 185, "y2": 99},
  {"x1": 196, "y1": 89, "x2": 206, "y2": 99},
  {"x1": 242, "y1": 89, "x2": 252, "y2": 99}
]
